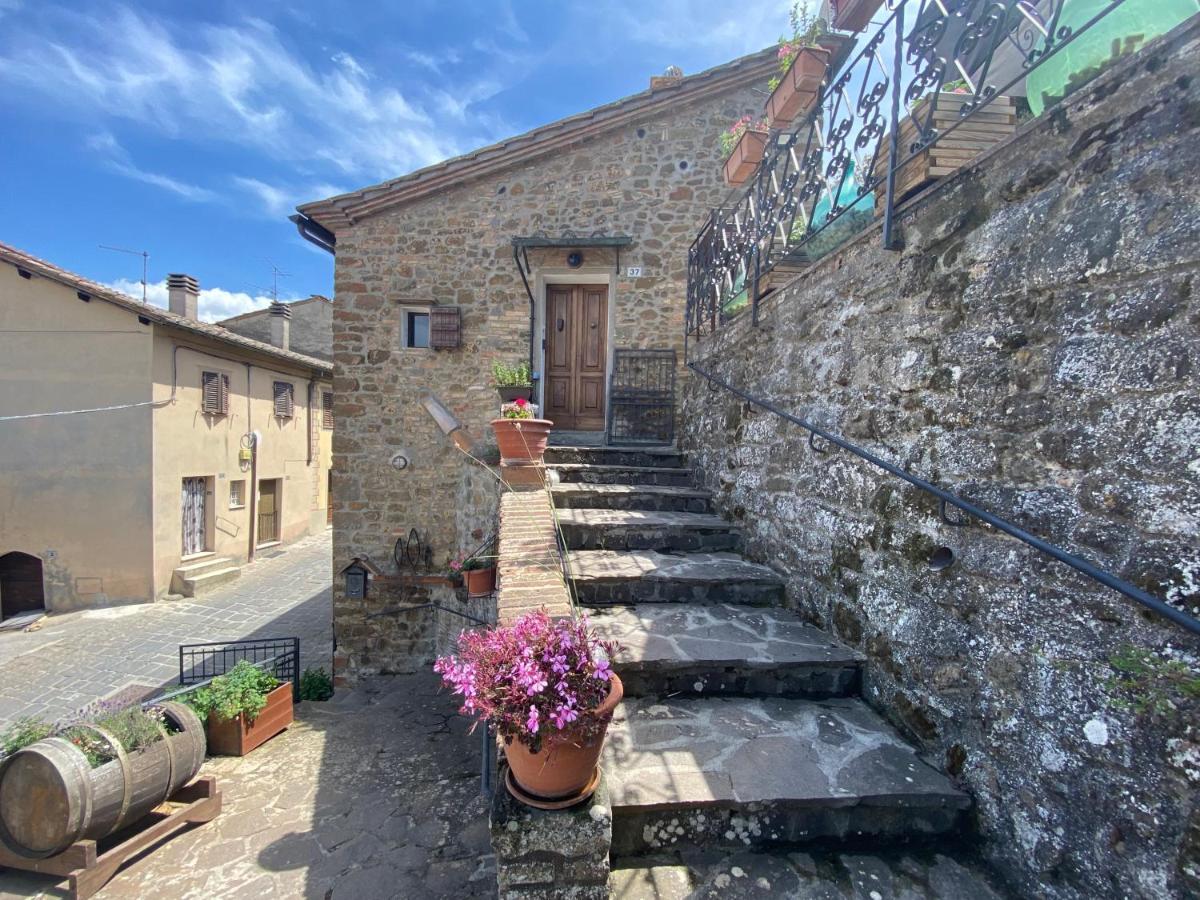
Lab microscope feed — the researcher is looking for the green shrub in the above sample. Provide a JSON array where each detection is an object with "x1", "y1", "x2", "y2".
[
  {"x1": 93, "y1": 705, "x2": 168, "y2": 753},
  {"x1": 492, "y1": 360, "x2": 531, "y2": 387},
  {"x1": 0, "y1": 717, "x2": 53, "y2": 757},
  {"x1": 183, "y1": 660, "x2": 280, "y2": 723},
  {"x1": 299, "y1": 667, "x2": 334, "y2": 702}
]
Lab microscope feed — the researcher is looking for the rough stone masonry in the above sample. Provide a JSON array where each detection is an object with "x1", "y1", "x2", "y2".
[{"x1": 681, "y1": 21, "x2": 1200, "y2": 900}]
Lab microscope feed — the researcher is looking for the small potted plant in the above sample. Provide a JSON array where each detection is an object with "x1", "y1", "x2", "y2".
[
  {"x1": 492, "y1": 360, "x2": 533, "y2": 403},
  {"x1": 449, "y1": 553, "x2": 497, "y2": 596},
  {"x1": 184, "y1": 660, "x2": 293, "y2": 756},
  {"x1": 491, "y1": 397, "x2": 553, "y2": 465},
  {"x1": 722, "y1": 116, "x2": 770, "y2": 187},
  {"x1": 764, "y1": 2, "x2": 831, "y2": 129},
  {"x1": 435, "y1": 610, "x2": 622, "y2": 807}
]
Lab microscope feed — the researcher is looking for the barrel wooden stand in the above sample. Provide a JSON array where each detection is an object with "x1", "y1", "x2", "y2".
[{"x1": 0, "y1": 776, "x2": 221, "y2": 900}]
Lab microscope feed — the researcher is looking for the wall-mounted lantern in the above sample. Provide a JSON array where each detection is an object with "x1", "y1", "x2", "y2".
[{"x1": 339, "y1": 556, "x2": 383, "y2": 599}]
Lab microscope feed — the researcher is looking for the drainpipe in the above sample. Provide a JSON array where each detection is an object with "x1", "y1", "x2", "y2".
[
  {"x1": 306, "y1": 378, "x2": 315, "y2": 466},
  {"x1": 513, "y1": 245, "x2": 537, "y2": 397},
  {"x1": 246, "y1": 363, "x2": 257, "y2": 564}
]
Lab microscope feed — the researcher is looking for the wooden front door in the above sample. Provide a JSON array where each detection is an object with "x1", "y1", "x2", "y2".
[
  {"x1": 257, "y1": 479, "x2": 279, "y2": 545},
  {"x1": 545, "y1": 284, "x2": 608, "y2": 430},
  {"x1": 0, "y1": 552, "x2": 45, "y2": 620},
  {"x1": 181, "y1": 477, "x2": 207, "y2": 556}
]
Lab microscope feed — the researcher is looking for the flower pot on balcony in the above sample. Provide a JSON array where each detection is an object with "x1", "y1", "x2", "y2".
[
  {"x1": 491, "y1": 418, "x2": 553, "y2": 465},
  {"x1": 764, "y1": 46, "x2": 830, "y2": 129},
  {"x1": 871, "y1": 92, "x2": 1017, "y2": 214},
  {"x1": 497, "y1": 385, "x2": 533, "y2": 403},
  {"x1": 504, "y1": 674, "x2": 623, "y2": 805},
  {"x1": 463, "y1": 566, "x2": 496, "y2": 596},
  {"x1": 723, "y1": 128, "x2": 769, "y2": 187},
  {"x1": 205, "y1": 683, "x2": 293, "y2": 757},
  {"x1": 831, "y1": 0, "x2": 885, "y2": 33}
]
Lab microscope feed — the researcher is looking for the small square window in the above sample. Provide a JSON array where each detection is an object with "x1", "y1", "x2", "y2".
[
  {"x1": 229, "y1": 479, "x2": 245, "y2": 509},
  {"x1": 273, "y1": 381, "x2": 295, "y2": 418},
  {"x1": 405, "y1": 311, "x2": 430, "y2": 349}
]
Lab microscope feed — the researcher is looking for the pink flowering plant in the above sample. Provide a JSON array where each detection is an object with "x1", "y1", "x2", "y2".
[
  {"x1": 720, "y1": 115, "x2": 769, "y2": 160},
  {"x1": 434, "y1": 611, "x2": 620, "y2": 754},
  {"x1": 768, "y1": 1, "x2": 827, "y2": 91},
  {"x1": 501, "y1": 397, "x2": 538, "y2": 419}
]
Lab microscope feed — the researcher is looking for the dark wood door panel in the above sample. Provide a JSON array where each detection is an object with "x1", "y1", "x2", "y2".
[{"x1": 543, "y1": 283, "x2": 608, "y2": 432}]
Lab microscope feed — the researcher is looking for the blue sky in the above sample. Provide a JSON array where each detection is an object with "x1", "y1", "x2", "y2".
[{"x1": 0, "y1": 0, "x2": 785, "y2": 321}]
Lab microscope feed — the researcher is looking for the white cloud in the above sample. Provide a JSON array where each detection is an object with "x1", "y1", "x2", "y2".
[
  {"x1": 601, "y1": 0, "x2": 783, "y2": 56},
  {"x1": 232, "y1": 176, "x2": 350, "y2": 218},
  {"x1": 0, "y1": 6, "x2": 510, "y2": 186},
  {"x1": 107, "y1": 277, "x2": 286, "y2": 323},
  {"x1": 86, "y1": 132, "x2": 216, "y2": 202}
]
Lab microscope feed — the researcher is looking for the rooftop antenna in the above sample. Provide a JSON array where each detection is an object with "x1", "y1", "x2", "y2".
[
  {"x1": 99, "y1": 244, "x2": 150, "y2": 303},
  {"x1": 264, "y1": 258, "x2": 291, "y2": 302}
]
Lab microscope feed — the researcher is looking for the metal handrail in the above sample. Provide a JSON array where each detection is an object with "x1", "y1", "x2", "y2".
[{"x1": 687, "y1": 360, "x2": 1200, "y2": 637}]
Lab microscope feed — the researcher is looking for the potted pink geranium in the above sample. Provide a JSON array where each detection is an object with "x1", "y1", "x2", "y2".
[
  {"x1": 764, "y1": 2, "x2": 831, "y2": 129},
  {"x1": 435, "y1": 611, "x2": 622, "y2": 807},
  {"x1": 722, "y1": 116, "x2": 770, "y2": 187},
  {"x1": 491, "y1": 397, "x2": 553, "y2": 465}
]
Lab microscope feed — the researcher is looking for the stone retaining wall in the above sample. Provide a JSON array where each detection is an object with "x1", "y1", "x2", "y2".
[{"x1": 680, "y1": 22, "x2": 1200, "y2": 900}]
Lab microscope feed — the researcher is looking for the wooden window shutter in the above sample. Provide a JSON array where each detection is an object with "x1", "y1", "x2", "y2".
[
  {"x1": 429, "y1": 306, "x2": 461, "y2": 350},
  {"x1": 219, "y1": 373, "x2": 230, "y2": 415},
  {"x1": 203, "y1": 371, "x2": 230, "y2": 415},
  {"x1": 274, "y1": 381, "x2": 294, "y2": 418},
  {"x1": 322, "y1": 391, "x2": 334, "y2": 429}
]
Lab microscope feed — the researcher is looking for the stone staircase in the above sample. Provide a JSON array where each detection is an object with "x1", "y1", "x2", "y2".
[
  {"x1": 169, "y1": 554, "x2": 241, "y2": 598},
  {"x1": 544, "y1": 445, "x2": 1007, "y2": 898}
]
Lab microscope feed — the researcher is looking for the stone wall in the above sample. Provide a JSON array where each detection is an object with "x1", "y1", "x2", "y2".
[
  {"x1": 680, "y1": 24, "x2": 1200, "y2": 900},
  {"x1": 332, "y1": 75, "x2": 764, "y2": 675}
]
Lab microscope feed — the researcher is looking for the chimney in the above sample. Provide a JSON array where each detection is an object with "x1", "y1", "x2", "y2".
[
  {"x1": 268, "y1": 300, "x2": 291, "y2": 351},
  {"x1": 650, "y1": 65, "x2": 683, "y2": 91},
  {"x1": 167, "y1": 273, "x2": 199, "y2": 319}
]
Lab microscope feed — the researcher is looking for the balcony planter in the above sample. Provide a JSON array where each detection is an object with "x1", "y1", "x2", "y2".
[
  {"x1": 764, "y1": 46, "x2": 830, "y2": 129},
  {"x1": 497, "y1": 385, "x2": 533, "y2": 403},
  {"x1": 871, "y1": 91, "x2": 1017, "y2": 213},
  {"x1": 463, "y1": 566, "x2": 497, "y2": 596},
  {"x1": 504, "y1": 674, "x2": 623, "y2": 806},
  {"x1": 830, "y1": 0, "x2": 885, "y2": 33},
  {"x1": 491, "y1": 398, "x2": 553, "y2": 465},
  {"x1": 723, "y1": 128, "x2": 769, "y2": 187},
  {"x1": 205, "y1": 683, "x2": 293, "y2": 757}
]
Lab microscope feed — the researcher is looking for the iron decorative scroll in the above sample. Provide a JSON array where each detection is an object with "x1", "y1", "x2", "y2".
[{"x1": 686, "y1": 0, "x2": 1135, "y2": 337}]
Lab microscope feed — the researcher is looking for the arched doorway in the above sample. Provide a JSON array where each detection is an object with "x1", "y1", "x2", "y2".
[{"x1": 0, "y1": 552, "x2": 45, "y2": 621}]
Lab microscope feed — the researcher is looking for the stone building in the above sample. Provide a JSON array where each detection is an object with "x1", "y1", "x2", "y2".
[
  {"x1": 219, "y1": 294, "x2": 332, "y2": 361},
  {"x1": 0, "y1": 242, "x2": 333, "y2": 616},
  {"x1": 294, "y1": 50, "x2": 781, "y2": 679}
]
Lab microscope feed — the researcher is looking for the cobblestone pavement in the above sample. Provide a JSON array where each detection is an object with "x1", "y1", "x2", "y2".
[
  {"x1": 0, "y1": 674, "x2": 495, "y2": 900},
  {"x1": 0, "y1": 532, "x2": 332, "y2": 726}
]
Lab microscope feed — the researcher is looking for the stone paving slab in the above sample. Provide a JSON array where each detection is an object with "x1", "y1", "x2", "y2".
[
  {"x1": 590, "y1": 604, "x2": 861, "y2": 698},
  {"x1": 610, "y1": 847, "x2": 1010, "y2": 899},
  {"x1": 558, "y1": 509, "x2": 740, "y2": 553},
  {"x1": 552, "y1": 483, "x2": 711, "y2": 512},
  {"x1": 0, "y1": 674, "x2": 494, "y2": 900},
  {"x1": 0, "y1": 532, "x2": 332, "y2": 726},
  {"x1": 549, "y1": 464, "x2": 695, "y2": 486},
  {"x1": 569, "y1": 550, "x2": 781, "y2": 588}
]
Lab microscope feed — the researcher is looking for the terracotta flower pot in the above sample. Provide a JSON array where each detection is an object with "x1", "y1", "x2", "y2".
[
  {"x1": 463, "y1": 566, "x2": 496, "y2": 596},
  {"x1": 505, "y1": 674, "x2": 623, "y2": 802},
  {"x1": 491, "y1": 418, "x2": 553, "y2": 465},
  {"x1": 497, "y1": 385, "x2": 533, "y2": 403},
  {"x1": 205, "y1": 682, "x2": 293, "y2": 756},
  {"x1": 831, "y1": 0, "x2": 884, "y2": 33},
  {"x1": 764, "y1": 46, "x2": 830, "y2": 129},
  {"x1": 723, "y1": 128, "x2": 769, "y2": 187}
]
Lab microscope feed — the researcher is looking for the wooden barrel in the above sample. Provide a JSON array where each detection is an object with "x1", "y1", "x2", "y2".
[{"x1": 0, "y1": 704, "x2": 207, "y2": 859}]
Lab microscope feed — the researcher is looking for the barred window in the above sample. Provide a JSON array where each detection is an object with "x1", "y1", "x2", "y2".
[
  {"x1": 201, "y1": 371, "x2": 229, "y2": 415},
  {"x1": 273, "y1": 381, "x2": 294, "y2": 418}
]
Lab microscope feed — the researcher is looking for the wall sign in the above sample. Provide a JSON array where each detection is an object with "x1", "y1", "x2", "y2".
[{"x1": 626, "y1": 266, "x2": 643, "y2": 277}]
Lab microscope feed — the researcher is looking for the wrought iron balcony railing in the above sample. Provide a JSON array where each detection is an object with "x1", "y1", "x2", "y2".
[{"x1": 687, "y1": 0, "x2": 1150, "y2": 337}]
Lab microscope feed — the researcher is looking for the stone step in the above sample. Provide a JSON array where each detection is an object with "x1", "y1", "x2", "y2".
[
  {"x1": 568, "y1": 550, "x2": 783, "y2": 606},
  {"x1": 170, "y1": 556, "x2": 236, "y2": 594},
  {"x1": 544, "y1": 446, "x2": 686, "y2": 468},
  {"x1": 552, "y1": 483, "x2": 711, "y2": 513},
  {"x1": 610, "y1": 848, "x2": 1008, "y2": 899},
  {"x1": 548, "y1": 463, "x2": 695, "y2": 486},
  {"x1": 557, "y1": 509, "x2": 740, "y2": 553},
  {"x1": 590, "y1": 603, "x2": 861, "y2": 699},
  {"x1": 180, "y1": 566, "x2": 241, "y2": 597},
  {"x1": 603, "y1": 695, "x2": 970, "y2": 857}
]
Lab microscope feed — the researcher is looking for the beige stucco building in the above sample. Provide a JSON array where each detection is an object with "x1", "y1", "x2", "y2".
[{"x1": 0, "y1": 242, "x2": 333, "y2": 619}]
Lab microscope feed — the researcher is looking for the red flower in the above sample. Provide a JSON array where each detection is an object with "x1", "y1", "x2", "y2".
[{"x1": 514, "y1": 397, "x2": 528, "y2": 407}]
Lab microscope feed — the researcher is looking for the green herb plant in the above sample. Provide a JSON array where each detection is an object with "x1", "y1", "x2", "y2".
[
  {"x1": 184, "y1": 660, "x2": 280, "y2": 723},
  {"x1": 299, "y1": 667, "x2": 334, "y2": 702},
  {"x1": 492, "y1": 360, "x2": 532, "y2": 387},
  {"x1": 0, "y1": 717, "x2": 54, "y2": 757}
]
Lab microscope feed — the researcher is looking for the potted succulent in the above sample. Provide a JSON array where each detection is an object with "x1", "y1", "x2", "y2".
[
  {"x1": 183, "y1": 660, "x2": 293, "y2": 756},
  {"x1": 764, "y1": 2, "x2": 831, "y2": 129},
  {"x1": 722, "y1": 116, "x2": 770, "y2": 187},
  {"x1": 492, "y1": 360, "x2": 533, "y2": 403},
  {"x1": 491, "y1": 397, "x2": 553, "y2": 465},
  {"x1": 435, "y1": 610, "x2": 622, "y2": 807},
  {"x1": 450, "y1": 553, "x2": 497, "y2": 596}
]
